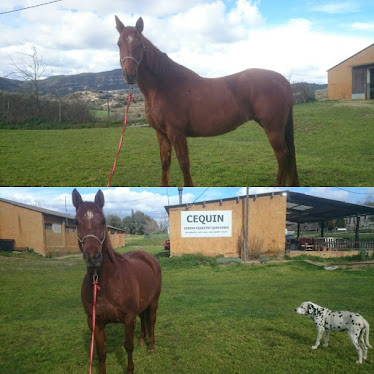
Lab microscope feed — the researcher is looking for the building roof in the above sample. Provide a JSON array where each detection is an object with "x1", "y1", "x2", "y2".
[
  {"x1": 0, "y1": 198, "x2": 125, "y2": 231},
  {"x1": 0, "y1": 197, "x2": 74, "y2": 220},
  {"x1": 327, "y1": 43, "x2": 374, "y2": 71},
  {"x1": 164, "y1": 191, "x2": 374, "y2": 224},
  {"x1": 286, "y1": 191, "x2": 374, "y2": 223}
]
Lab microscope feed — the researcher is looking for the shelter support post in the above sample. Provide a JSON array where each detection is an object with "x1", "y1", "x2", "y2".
[
  {"x1": 320, "y1": 221, "x2": 325, "y2": 237},
  {"x1": 243, "y1": 187, "x2": 249, "y2": 261},
  {"x1": 297, "y1": 223, "x2": 300, "y2": 241},
  {"x1": 355, "y1": 216, "x2": 360, "y2": 249}
]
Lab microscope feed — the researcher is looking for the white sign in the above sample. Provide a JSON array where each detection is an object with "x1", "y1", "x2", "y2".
[{"x1": 181, "y1": 211, "x2": 232, "y2": 238}]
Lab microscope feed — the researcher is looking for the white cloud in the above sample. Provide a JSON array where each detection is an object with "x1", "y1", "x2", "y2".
[
  {"x1": 236, "y1": 187, "x2": 282, "y2": 196},
  {"x1": 311, "y1": 1, "x2": 360, "y2": 14},
  {"x1": 0, "y1": 1, "x2": 372, "y2": 83},
  {"x1": 307, "y1": 187, "x2": 349, "y2": 202},
  {"x1": 72, "y1": 188, "x2": 194, "y2": 218},
  {"x1": 352, "y1": 22, "x2": 374, "y2": 31}
]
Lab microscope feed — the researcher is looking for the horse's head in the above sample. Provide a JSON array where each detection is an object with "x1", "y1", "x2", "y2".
[
  {"x1": 72, "y1": 189, "x2": 107, "y2": 269},
  {"x1": 115, "y1": 15, "x2": 145, "y2": 85}
]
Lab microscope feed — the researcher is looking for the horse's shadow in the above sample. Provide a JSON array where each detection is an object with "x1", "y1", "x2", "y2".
[{"x1": 82, "y1": 317, "x2": 146, "y2": 367}]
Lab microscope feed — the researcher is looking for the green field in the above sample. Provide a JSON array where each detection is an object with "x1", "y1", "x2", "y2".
[
  {"x1": 1, "y1": 100, "x2": 373, "y2": 186},
  {"x1": 1, "y1": 237, "x2": 373, "y2": 374}
]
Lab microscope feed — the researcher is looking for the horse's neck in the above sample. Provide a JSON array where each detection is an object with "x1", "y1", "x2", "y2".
[{"x1": 138, "y1": 36, "x2": 199, "y2": 90}]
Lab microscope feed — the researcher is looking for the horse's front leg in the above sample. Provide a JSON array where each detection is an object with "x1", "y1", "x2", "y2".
[
  {"x1": 168, "y1": 130, "x2": 194, "y2": 186},
  {"x1": 123, "y1": 313, "x2": 136, "y2": 374},
  {"x1": 156, "y1": 132, "x2": 172, "y2": 186},
  {"x1": 87, "y1": 317, "x2": 107, "y2": 374}
]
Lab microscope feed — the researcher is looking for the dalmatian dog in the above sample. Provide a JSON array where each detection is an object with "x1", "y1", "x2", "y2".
[{"x1": 295, "y1": 301, "x2": 372, "y2": 364}]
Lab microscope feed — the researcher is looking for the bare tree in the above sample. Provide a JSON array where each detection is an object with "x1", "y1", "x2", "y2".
[{"x1": 10, "y1": 46, "x2": 47, "y2": 114}]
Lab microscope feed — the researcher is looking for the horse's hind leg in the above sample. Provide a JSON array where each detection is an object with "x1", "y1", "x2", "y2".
[
  {"x1": 148, "y1": 298, "x2": 159, "y2": 352},
  {"x1": 156, "y1": 132, "x2": 172, "y2": 186},
  {"x1": 139, "y1": 311, "x2": 147, "y2": 345},
  {"x1": 123, "y1": 313, "x2": 136, "y2": 374}
]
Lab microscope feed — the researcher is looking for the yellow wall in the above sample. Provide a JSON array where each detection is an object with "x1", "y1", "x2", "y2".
[
  {"x1": 109, "y1": 228, "x2": 125, "y2": 248},
  {"x1": 0, "y1": 201, "x2": 125, "y2": 256},
  {"x1": 247, "y1": 195, "x2": 286, "y2": 257},
  {"x1": 0, "y1": 201, "x2": 45, "y2": 254},
  {"x1": 168, "y1": 194, "x2": 286, "y2": 258},
  {"x1": 328, "y1": 44, "x2": 374, "y2": 100}
]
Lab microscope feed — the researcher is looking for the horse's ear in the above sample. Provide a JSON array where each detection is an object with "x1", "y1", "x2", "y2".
[
  {"x1": 115, "y1": 15, "x2": 125, "y2": 33},
  {"x1": 72, "y1": 189, "x2": 83, "y2": 210},
  {"x1": 136, "y1": 17, "x2": 143, "y2": 33},
  {"x1": 95, "y1": 190, "x2": 105, "y2": 209}
]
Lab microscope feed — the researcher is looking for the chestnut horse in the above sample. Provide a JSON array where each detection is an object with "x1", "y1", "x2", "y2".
[
  {"x1": 72, "y1": 189, "x2": 161, "y2": 374},
  {"x1": 115, "y1": 16, "x2": 299, "y2": 187}
]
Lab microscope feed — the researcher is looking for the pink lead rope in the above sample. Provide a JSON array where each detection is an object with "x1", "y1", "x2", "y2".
[
  {"x1": 88, "y1": 273, "x2": 101, "y2": 374},
  {"x1": 107, "y1": 91, "x2": 134, "y2": 187}
]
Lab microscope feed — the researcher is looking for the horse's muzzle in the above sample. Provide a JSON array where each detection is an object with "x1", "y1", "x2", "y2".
[
  {"x1": 83, "y1": 251, "x2": 103, "y2": 269},
  {"x1": 123, "y1": 71, "x2": 137, "y2": 85}
]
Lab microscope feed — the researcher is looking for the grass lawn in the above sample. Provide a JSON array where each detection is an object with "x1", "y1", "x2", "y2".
[
  {"x1": 1, "y1": 100, "x2": 373, "y2": 186},
  {"x1": 1, "y1": 238, "x2": 373, "y2": 373}
]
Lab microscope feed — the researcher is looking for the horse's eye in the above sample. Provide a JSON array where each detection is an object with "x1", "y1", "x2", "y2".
[
  {"x1": 102, "y1": 218, "x2": 106, "y2": 225},
  {"x1": 74, "y1": 219, "x2": 79, "y2": 226}
]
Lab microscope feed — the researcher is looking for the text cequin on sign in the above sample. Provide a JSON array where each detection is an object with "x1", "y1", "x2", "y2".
[{"x1": 181, "y1": 211, "x2": 232, "y2": 238}]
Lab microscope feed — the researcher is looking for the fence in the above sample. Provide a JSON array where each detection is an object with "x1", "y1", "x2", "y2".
[
  {"x1": 0, "y1": 93, "x2": 93, "y2": 124},
  {"x1": 286, "y1": 237, "x2": 374, "y2": 251}
]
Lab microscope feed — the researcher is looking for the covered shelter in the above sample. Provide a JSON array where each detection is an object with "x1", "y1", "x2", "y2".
[
  {"x1": 286, "y1": 192, "x2": 374, "y2": 249},
  {"x1": 165, "y1": 191, "x2": 374, "y2": 258},
  {"x1": 0, "y1": 198, "x2": 125, "y2": 256}
]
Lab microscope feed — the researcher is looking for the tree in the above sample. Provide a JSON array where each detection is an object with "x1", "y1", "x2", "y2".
[
  {"x1": 10, "y1": 46, "x2": 47, "y2": 115},
  {"x1": 122, "y1": 210, "x2": 159, "y2": 235},
  {"x1": 143, "y1": 218, "x2": 159, "y2": 236},
  {"x1": 106, "y1": 214, "x2": 124, "y2": 229}
]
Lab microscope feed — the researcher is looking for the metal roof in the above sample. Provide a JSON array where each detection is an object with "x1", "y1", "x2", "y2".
[
  {"x1": 164, "y1": 191, "x2": 374, "y2": 224},
  {"x1": 0, "y1": 198, "x2": 125, "y2": 231},
  {"x1": 286, "y1": 191, "x2": 374, "y2": 223},
  {"x1": 0, "y1": 197, "x2": 74, "y2": 220}
]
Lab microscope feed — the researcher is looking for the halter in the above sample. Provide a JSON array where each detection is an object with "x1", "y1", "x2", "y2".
[
  {"x1": 78, "y1": 231, "x2": 106, "y2": 248},
  {"x1": 119, "y1": 40, "x2": 146, "y2": 74}
]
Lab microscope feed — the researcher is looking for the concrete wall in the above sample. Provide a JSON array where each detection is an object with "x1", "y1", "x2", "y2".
[
  {"x1": 328, "y1": 44, "x2": 374, "y2": 100},
  {"x1": 168, "y1": 194, "x2": 287, "y2": 258}
]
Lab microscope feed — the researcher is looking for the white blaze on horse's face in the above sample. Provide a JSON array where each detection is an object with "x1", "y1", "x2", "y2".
[
  {"x1": 116, "y1": 16, "x2": 145, "y2": 85},
  {"x1": 86, "y1": 210, "x2": 94, "y2": 219}
]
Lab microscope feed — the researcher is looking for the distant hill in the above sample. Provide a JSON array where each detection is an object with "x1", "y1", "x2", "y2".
[
  {"x1": 0, "y1": 69, "x2": 326, "y2": 99},
  {"x1": 0, "y1": 69, "x2": 134, "y2": 97}
]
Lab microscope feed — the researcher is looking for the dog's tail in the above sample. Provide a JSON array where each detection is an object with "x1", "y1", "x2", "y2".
[{"x1": 364, "y1": 319, "x2": 373, "y2": 348}]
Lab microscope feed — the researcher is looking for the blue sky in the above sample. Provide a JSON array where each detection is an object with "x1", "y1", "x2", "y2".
[
  {"x1": 1, "y1": 187, "x2": 373, "y2": 220},
  {"x1": 1, "y1": 1, "x2": 373, "y2": 83}
]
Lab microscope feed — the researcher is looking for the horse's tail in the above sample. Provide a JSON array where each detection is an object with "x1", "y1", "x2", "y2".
[
  {"x1": 284, "y1": 106, "x2": 300, "y2": 186},
  {"x1": 364, "y1": 319, "x2": 372, "y2": 348}
]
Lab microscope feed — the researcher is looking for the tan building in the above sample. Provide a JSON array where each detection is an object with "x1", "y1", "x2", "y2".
[
  {"x1": 0, "y1": 198, "x2": 125, "y2": 256},
  {"x1": 165, "y1": 192, "x2": 287, "y2": 258},
  {"x1": 165, "y1": 191, "x2": 374, "y2": 259},
  {"x1": 328, "y1": 43, "x2": 374, "y2": 100}
]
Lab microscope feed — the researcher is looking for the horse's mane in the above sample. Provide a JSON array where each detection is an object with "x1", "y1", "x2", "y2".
[
  {"x1": 141, "y1": 36, "x2": 200, "y2": 79},
  {"x1": 104, "y1": 231, "x2": 125, "y2": 263}
]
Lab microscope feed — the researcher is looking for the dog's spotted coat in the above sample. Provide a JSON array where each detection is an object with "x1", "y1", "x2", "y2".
[{"x1": 295, "y1": 301, "x2": 372, "y2": 364}]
